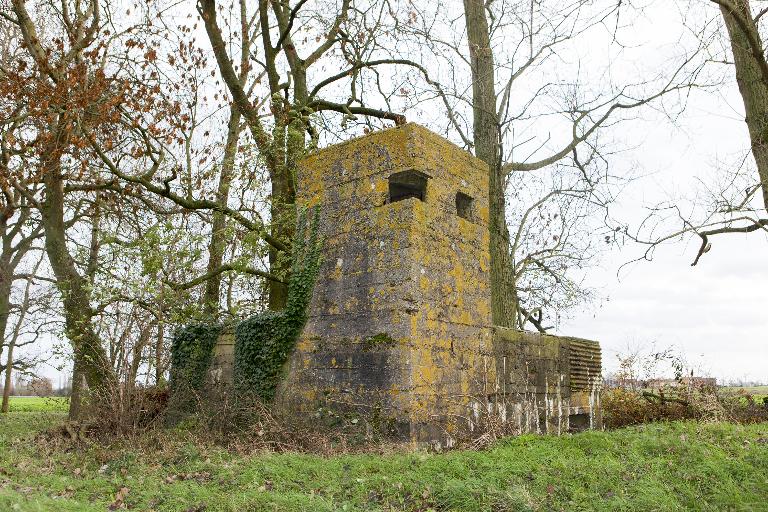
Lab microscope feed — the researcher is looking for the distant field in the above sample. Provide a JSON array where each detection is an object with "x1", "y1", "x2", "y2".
[
  {"x1": 5, "y1": 396, "x2": 69, "y2": 412},
  {"x1": 722, "y1": 386, "x2": 768, "y2": 399},
  {"x1": 723, "y1": 385, "x2": 768, "y2": 393}
]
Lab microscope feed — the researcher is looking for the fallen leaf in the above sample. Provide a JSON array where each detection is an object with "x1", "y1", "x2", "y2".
[{"x1": 108, "y1": 486, "x2": 129, "y2": 510}]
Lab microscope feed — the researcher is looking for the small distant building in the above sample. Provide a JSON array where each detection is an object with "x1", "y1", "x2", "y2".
[
  {"x1": 603, "y1": 377, "x2": 644, "y2": 390},
  {"x1": 271, "y1": 123, "x2": 602, "y2": 444},
  {"x1": 647, "y1": 377, "x2": 717, "y2": 390}
]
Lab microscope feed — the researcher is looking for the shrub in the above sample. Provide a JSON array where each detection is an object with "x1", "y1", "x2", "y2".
[
  {"x1": 718, "y1": 389, "x2": 768, "y2": 424},
  {"x1": 169, "y1": 323, "x2": 223, "y2": 393},
  {"x1": 602, "y1": 388, "x2": 696, "y2": 428},
  {"x1": 132, "y1": 385, "x2": 170, "y2": 428},
  {"x1": 602, "y1": 386, "x2": 768, "y2": 429}
]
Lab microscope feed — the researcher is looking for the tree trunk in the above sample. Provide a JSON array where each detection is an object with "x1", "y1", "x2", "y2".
[
  {"x1": 2, "y1": 268, "x2": 34, "y2": 414},
  {"x1": 155, "y1": 317, "x2": 165, "y2": 385},
  {"x1": 203, "y1": 109, "x2": 241, "y2": 315},
  {"x1": 719, "y1": 0, "x2": 768, "y2": 210},
  {"x1": 129, "y1": 320, "x2": 154, "y2": 386},
  {"x1": 266, "y1": 126, "x2": 297, "y2": 311},
  {"x1": 463, "y1": 0, "x2": 519, "y2": 327},
  {"x1": 68, "y1": 359, "x2": 83, "y2": 421},
  {"x1": 0, "y1": 260, "x2": 12, "y2": 407},
  {"x1": 266, "y1": 63, "x2": 309, "y2": 311},
  {"x1": 266, "y1": 190, "x2": 294, "y2": 310},
  {"x1": 1, "y1": 330, "x2": 14, "y2": 414},
  {"x1": 39, "y1": 134, "x2": 115, "y2": 394},
  {"x1": 0, "y1": 225, "x2": 15, "y2": 406}
]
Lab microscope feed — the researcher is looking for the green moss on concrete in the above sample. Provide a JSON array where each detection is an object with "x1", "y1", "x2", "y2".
[{"x1": 362, "y1": 333, "x2": 396, "y2": 350}]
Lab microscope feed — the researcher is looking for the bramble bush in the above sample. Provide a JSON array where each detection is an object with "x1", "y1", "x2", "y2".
[
  {"x1": 602, "y1": 388, "x2": 695, "y2": 428},
  {"x1": 602, "y1": 385, "x2": 768, "y2": 429}
]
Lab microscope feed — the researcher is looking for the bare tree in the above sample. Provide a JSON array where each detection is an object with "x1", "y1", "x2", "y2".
[
  {"x1": 197, "y1": 0, "x2": 430, "y2": 309},
  {"x1": 2, "y1": 0, "x2": 257, "y2": 400},
  {"x1": 3, "y1": 0, "x2": 120, "y2": 392},
  {"x1": 620, "y1": 1, "x2": 767, "y2": 265},
  {"x1": 395, "y1": 0, "x2": 705, "y2": 329},
  {"x1": 717, "y1": 0, "x2": 768, "y2": 211},
  {"x1": 1, "y1": 256, "x2": 48, "y2": 413}
]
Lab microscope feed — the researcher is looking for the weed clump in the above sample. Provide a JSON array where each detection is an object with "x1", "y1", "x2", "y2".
[{"x1": 602, "y1": 385, "x2": 768, "y2": 429}]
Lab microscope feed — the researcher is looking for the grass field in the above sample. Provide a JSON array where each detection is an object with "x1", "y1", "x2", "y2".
[
  {"x1": 1, "y1": 404, "x2": 767, "y2": 511},
  {"x1": 723, "y1": 386, "x2": 768, "y2": 399},
  {"x1": 4, "y1": 396, "x2": 69, "y2": 413}
]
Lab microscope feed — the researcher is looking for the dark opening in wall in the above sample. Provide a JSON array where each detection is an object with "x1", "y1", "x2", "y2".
[
  {"x1": 456, "y1": 191, "x2": 474, "y2": 220},
  {"x1": 568, "y1": 413, "x2": 591, "y2": 432},
  {"x1": 388, "y1": 170, "x2": 428, "y2": 202}
]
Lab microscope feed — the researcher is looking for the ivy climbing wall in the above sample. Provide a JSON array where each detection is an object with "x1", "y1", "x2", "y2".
[
  {"x1": 171, "y1": 209, "x2": 321, "y2": 407},
  {"x1": 275, "y1": 123, "x2": 602, "y2": 443}
]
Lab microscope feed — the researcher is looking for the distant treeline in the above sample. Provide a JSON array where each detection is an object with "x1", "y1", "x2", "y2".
[{"x1": 0, "y1": 376, "x2": 70, "y2": 397}]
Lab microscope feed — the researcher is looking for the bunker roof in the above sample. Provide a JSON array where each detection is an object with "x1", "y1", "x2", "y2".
[{"x1": 301, "y1": 122, "x2": 488, "y2": 174}]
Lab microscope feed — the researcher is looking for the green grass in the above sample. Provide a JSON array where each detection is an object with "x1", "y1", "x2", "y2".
[
  {"x1": 723, "y1": 386, "x2": 768, "y2": 402},
  {"x1": 4, "y1": 396, "x2": 69, "y2": 413},
  {"x1": 0, "y1": 412, "x2": 767, "y2": 511},
  {"x1": 722, "y1": 386, "x2": 768, "y2": 394}
]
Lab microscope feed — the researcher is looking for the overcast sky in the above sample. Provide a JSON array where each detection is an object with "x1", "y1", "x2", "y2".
[
  {"x1": 557, "y1": 7, "x2": 768, "y2": 383},
  {"x1": 561, "y1": 230, "x2": 767, "y2": 383}
]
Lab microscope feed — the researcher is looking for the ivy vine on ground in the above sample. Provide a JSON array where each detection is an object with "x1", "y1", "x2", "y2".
[{"x1": 234, "y1": 207, "x2": 323, "y2": 401}]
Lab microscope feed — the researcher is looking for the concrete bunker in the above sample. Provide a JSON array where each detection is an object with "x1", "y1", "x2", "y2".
[{"x1": 213, "y1": 123, "x2": 602, "y2": 444}]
